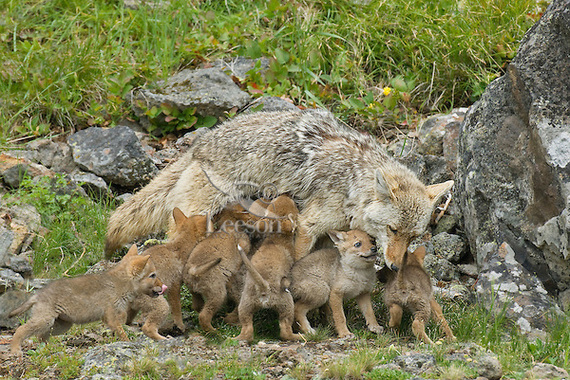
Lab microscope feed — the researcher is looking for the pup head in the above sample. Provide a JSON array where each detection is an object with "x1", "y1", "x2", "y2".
[
  {"x1": 328, "y1": 229, "x2": 377, "y2": 266},
  {"x1": 121, "y1": 245, "x2": 167, "y2": 297},
  {"x1": 255, "y1": 195, "x2": 299, "y2": 234},
  {"x1": 365, "y1": 167, "x2": 453, "y2": 271},
  {"x1": 170, "y1": 208, "x2": 209, "y2": 242}
]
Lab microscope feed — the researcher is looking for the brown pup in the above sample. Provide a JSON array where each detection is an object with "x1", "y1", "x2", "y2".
[
  {"x1": 290, "y1": 230, "x2": 382, "y2": 338},
  {"x1": 182, "y1": 204, "x2": 253, "y2": 333},
  {"x1": 126, "y1": 208, "x2": 208, "y2": 340},
  {"x1": 383, "y1": 245, "x2": 456, "y2": 344},
  {"x1": 9, "y1": 245, "x2": 164, "y2": 355},
  {"x1": 236, "y1": 194, "x2": 301, "y2": 342}
]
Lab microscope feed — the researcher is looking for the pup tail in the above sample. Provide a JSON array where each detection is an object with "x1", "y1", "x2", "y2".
[
  {"x1": 238, "y1": 244, "x2": 270, "y2": 293},
  {"x1": 105, "y1": 155, "x2": 193, "y2": 258},
  {"x1": 187, "y1": 257, "x2": 222, "y2": 277},
  {"x1": 8, "y1": 296, "x2": 36, "y2": 318}
]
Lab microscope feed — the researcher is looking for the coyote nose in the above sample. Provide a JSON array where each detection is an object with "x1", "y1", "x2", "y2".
[
  {"x1": 371, "y1": 246, "x2": 377, "y2": 253},
  {"x1": 390, "y1": 263, "x2": 399, "y2": 272}
]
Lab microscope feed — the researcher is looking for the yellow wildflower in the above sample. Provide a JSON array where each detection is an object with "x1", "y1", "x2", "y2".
[{"x1": 383, "y1": 87, "x2": 392, "y2": 96}]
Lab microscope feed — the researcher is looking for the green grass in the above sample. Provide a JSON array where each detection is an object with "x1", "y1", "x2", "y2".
[{"x1": 0, "y1": 0, "x2": 545, "y2": 143}]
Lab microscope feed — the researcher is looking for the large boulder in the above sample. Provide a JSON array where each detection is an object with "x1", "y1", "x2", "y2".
[
  {"x1": 456, "y1": 0, "x2": 570, "y2": 329},
  {"x1": 68, "y1": 126, "x2": 158, "y2": 188}
]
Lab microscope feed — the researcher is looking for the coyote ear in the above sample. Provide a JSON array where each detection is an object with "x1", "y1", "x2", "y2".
[
  {"x1": 172, "y1": 207, "x2": 188, "y2": 227},
  {"x1": 124, "y1": 244, "x2": 138, "y2": 257},
  {"x1": 374, "y1": 169, "x2": 398, "y2": 200},
  {"x1": 413, "y1": 246, "x2": 427, "y2": 264},
  {"x1": 426, "y1": 180, "x2": 454, "y2": 206},
  {"x1": 129, "y1": 255, "x2": 151, "y2": 277},
  {"x1": 327, "y1": 230, "x2": 345, "y2": 246}
]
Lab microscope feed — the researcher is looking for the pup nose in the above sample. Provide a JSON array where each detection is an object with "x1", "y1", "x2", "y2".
[{"x1": 390, "y1": 263, "x2": 399, "y2": 272}]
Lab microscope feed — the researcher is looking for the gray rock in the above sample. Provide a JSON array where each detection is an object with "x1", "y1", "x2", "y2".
[
  {"x1": 424, "y1": 254, "x2": 459, "y2": 282},
  {"x1": 70, "y1": 171, "x2": 111, "y2": 200},
  {"x1": 446, "y1": 343, "x2": 502, "y2": 380},
  {"x1": 131, "y1": 67, "x2": 251, "y2": 128},
  {"x1": 476, "y1": 242, "x2": 560, "y2": 337},
  {"x1": 68, "y1": 126, "x2": 158, "y2": 188},
  {"x1": 0, "y1": 227, "x2": 15, "y2": 266},
  {"x1": 526, "y1": 363, "x2": 569, "y2": 379},
  {"x1": 0, "y1": 289, "x2": 31, "y2": 328},
  {"x1": 432, "y1": 232, "x2": 467, "y2": 263},
  {"x1": 1, "y1": 163, "x2": 30, "y2": 189},
  {"x1": 26, "y1": 139, "x2": 78, "y2": 173},
  {"x1": 209, "y1": 57, "x2": 270, "y2": 80},
  {"x1": 392, "y1": 353, "x2": 437, "y2": 375},
  {"x1": 7, "y1": 254, "x2": 33, "y2": 278},
  {"x1": 456, "y1": 0, "x2": 570, "y2": 298},
  {"x1": 82, "y1": 341, "x2": 144, "y2": 376},
  {"x1": 0, "y1": 268, "x2": 25, "y2": 292}
]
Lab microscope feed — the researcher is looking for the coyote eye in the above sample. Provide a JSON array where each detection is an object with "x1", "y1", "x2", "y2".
[
  {"x1": 388, "y1": 226, "x2": 397, "y2": 234},
  {"x1": 354, "y1": 242, "x2": 362, "y2": 248},
  {"x1": 149, "y1": 273, "x2": 156, "y2": 279}
]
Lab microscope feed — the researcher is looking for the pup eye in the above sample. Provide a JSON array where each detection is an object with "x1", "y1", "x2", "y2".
[{"x1": 354, "y1": 242, "x2": 362, "y2": 248}]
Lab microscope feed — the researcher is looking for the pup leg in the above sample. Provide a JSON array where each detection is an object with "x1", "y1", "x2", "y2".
[
  {"x1": 277, "y1": 294, "x2": 301, "y2": 341},
  {"x1": 411, "y1": 305, "x2": 433, "y2": 345},
  {"x1": 355, "y1": 292, "x2": 383, "y2": 334},
  {"x1": 411, "y1": 316, "x2": 434, "y2": 345},
  {"x1": 329, "y1": 289, "x2": 352, "y2": 338},
  {"x1": 236, "y1": 300, "x2": 256, "y2": 342},
  {"x1": 166, "y1": 283, "x2": 185, "y2": 332},
  {"x1": 388, "y1": 303, "x2": 403, "y2": 329},
  {"x1": 294, "y1": 301, "x2": 316, "y2": 335},
  {"x1": 11, "y1": 316, "x2": 55, "y2": 355},
  {"x1": 141, "y1": 296, "x2": 169, "y2": 340},
  {"x1": 198, "y1": 284, "x2": 227, "y2": 333},
  {"x1": 103, "y1": 309, "x2": 129, "y2": 341},
  {"x1": 430, "y1": 297, "x2": 456, "y2": 341}
]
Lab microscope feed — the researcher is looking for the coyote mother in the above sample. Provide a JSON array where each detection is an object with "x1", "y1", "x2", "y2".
[{"x1": 106, "y1": 109, "x2": 453, "y2": 269}]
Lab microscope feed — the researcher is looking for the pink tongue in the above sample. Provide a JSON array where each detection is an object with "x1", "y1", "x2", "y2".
[{"x1": 159, "y1": 284, "x2": 168, "y2": 295}]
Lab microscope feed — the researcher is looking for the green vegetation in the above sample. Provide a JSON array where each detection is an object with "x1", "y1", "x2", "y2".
[{"x1": 0, "y1": 0, "x2": 544, "y2": 142}]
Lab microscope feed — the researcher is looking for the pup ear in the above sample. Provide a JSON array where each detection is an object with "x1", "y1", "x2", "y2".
[
  {"x1": 192, "y1": 214, "x2": 209, "y2": 237},
  {"x1": 172, "y1": 207, "x2": 188, "y2": 227},
  {"x1": 413, "y1": 246, "x2": 427, "y2": 264},
  {"x1": 327, "y1": 230, "x2": 346, "y2": 246},
  {"x1": 129, "y1": 255, "x2": 151, "y2": 277},
  {"x1": 374, "y1": 169, "x2": 398, "y2": 200},
  {"x1": 124, "y1": 244, "x2": 138, "y2": 257}
]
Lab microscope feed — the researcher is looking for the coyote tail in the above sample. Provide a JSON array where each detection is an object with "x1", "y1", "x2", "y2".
[
  {"x1": 8, "y1": 296, "x2": 36, "y2": 318},
  {"x1": 105, "y1": 155, "x2": 192, "y2": 258},
  {"x1": 187, "y1": 257, "x2": 222, "y2": 277},
  {"x1": 238, "y1": 244, "x2": 270, "y2": 293}
]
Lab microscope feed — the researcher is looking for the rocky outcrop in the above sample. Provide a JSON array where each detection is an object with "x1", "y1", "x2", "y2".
[{"x1": 456, "y1": 0, "x2": 570, "y2": 331}]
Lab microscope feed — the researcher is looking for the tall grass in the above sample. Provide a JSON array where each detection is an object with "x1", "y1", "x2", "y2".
[{"x1": 0, "y1": 0, "x2": 543, "y2": 143}]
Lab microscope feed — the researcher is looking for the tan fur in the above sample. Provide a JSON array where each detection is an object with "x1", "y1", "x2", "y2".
[
  {"x1": 9, "y1": 245, "x2": 164, "y2": 355},
  {"x1": 383, "y1": 246, "x2": 456, "y2": 344},
  {"x1": 236, "y1": 195, "x2": 301, "y2": 342},
  {"x1": 105, "y1": 109, "x2": 453, "y2": 270},
  {"x1": 125, "y1": 208, "x2": 208, "y2": 340},
  {"x1": 182, "y1": 208, "x2": 252, "y2": 333},
  {"x1": 290, "y1": 230, "x2": 382, "y2": 338}
]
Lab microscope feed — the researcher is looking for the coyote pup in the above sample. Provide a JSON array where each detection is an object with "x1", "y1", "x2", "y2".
[
  {"x1": 183, "y1": 204, "x2": 253, "y2": 333},
  {"x1": 9, "y1": 245, "x2": 165, "y2": 355},
  {"x1": 236, "y1": 195, "x2": 301, "y2": 342},
  {"x1": 126, "y1": 208, "x2": 208, "y2": 340},
  {"x1": 383, "y1": 245, "x2": 456, "y2": 344},
  {"x1": 290, "y1": 230, "x2": 382, "y2": 338},
  {"x1": 105, "y1": 109, "x2": 454, "y2": 269}
]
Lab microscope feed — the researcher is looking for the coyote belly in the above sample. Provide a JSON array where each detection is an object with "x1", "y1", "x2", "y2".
[{"x1": 106, "y1": 109, "x2": 453, "y2": 267}]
